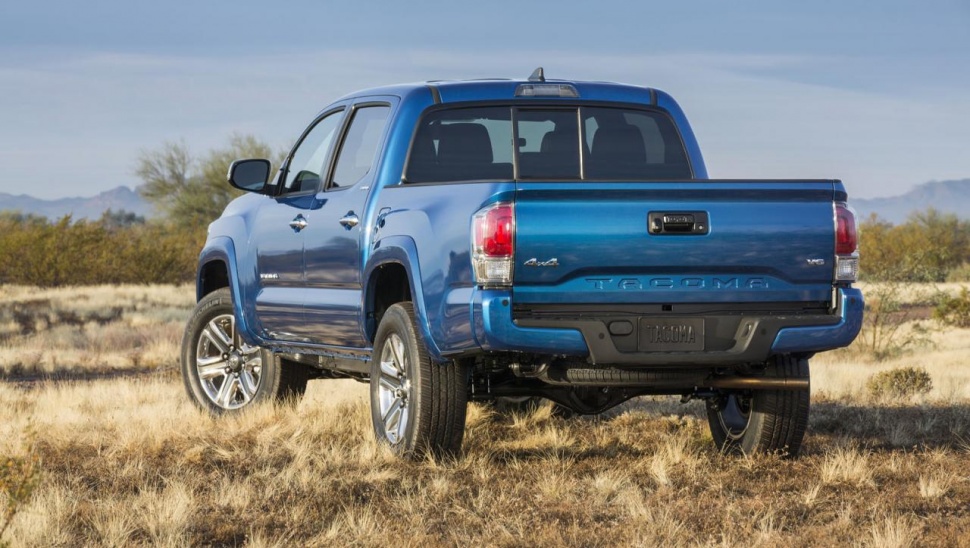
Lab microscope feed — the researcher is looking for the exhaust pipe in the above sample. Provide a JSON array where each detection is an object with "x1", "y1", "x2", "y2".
[
  {"x1": 512, "y1": 362, "x2": 809, "y2": 391},
  {"x1": 703, "y1": 376, "x2": 809, "y2": 391}
]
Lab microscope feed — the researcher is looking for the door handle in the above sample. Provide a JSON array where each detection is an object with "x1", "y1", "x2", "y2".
[
  {"x1": 647, "y1": 211, "x2": 709, "y2": 235},
  {"x1": 339, "y1": 212, "x2": 360, "y2": 229},
  {"x1": 289, "y1": 215, "x2": 308, "y2": 231}
]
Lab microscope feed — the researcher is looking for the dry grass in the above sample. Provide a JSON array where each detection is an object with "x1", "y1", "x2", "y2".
[
  {"x1": 855, "y1": 281, "x2": 968, "y2": 302},
  {"x1": 3, "y1": 378, "x2": 970, "y2": 546},
  {"x1": 0, "y1": 284, "x2": 193, "y2": 377},
  {"x1": 3, "y1": 284, "x2": 970, "y2": 545},
  {"x1": 813, "y1": 321, "x2": 970, "y2": 404}
]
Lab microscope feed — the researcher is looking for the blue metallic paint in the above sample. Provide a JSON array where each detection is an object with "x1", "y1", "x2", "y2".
[
  {"x1": 367, "y1": 184, "x2": 516, "y2": 359},
  {"x1": 771, "y1": 287, "x2": 865, "y2": 354},
  {"x1": 512, "y1": 180, "x2": 839, "y2": 304},
  {"x1": 472, "y1": 289, "x2": 589, "y2": 354},
  {"x1": 196, "y1": 77, "x2": 861, "y2": 365},
  {"x1": 654, "y1": 90, "x2": 707, "y2": 178},
  {"x1": 361, "y1": 235, "x2": 438, "y2": 358},
  {"x1": 195, "y1": 236, "x2": 258, "y2": 346},
  {"x1": 249, "y1": 193, "x2": 315, "y2": 339}
]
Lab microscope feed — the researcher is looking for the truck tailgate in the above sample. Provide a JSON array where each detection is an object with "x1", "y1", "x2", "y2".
[{"x1": 512, "y1": 180, "x2": 838, "y2": 306}]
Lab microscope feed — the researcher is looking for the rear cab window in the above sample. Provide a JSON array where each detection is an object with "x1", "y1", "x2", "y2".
[{"x1": 404, "y1": 104, "x2": 692, "y2": 183}]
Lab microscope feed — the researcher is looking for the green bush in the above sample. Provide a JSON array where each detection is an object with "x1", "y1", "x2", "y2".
[
  {"x1": 945, "y1": 263, "x2": 970, "y2": 283},
  {"x1": 866, "y1": 367, "x2": 933, "y2": 399},
  {"x1": 0, "y1": 213, "x2": 204, "y2": 286},
  {"x1": 0, "y1": 434, "x2": 40, "y2": 543},
  {"x1": 859, "y1": 209, "x2": 970, "y2": 282},
  {"x1": 934, "y1": 287, "x2": 970, "y2": 328}
]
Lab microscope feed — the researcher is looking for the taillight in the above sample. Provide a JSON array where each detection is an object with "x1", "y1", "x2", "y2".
[
  {"x1": 834, "y1": 202, "x2": 859, "y2": 282},
  {"x1": 836, "y1": 203, "x2": 857, "y2": 254},
  {"x1": 472, "y1": 202, "x2": 514, "y2": 286}
]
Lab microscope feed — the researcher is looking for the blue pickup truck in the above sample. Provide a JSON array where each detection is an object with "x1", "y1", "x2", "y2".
[{"x1": 180, "y1": 69, "x2": 863, "y2": 458}]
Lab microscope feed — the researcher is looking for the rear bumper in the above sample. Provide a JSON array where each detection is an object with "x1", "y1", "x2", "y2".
[
  {"x1": 471, "y1": 287, "x2": 864, "y2": 365},
  {"x1": 771, "y1": 287, "x2": 864, "y2": 353}
]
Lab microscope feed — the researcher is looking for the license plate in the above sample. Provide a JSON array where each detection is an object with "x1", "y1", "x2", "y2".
[{"x1": 638, "y1": 318, "x2": 705, "y2": 351}]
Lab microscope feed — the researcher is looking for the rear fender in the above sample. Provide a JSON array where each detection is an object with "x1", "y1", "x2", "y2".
[{"x1": 363, "y1": 236, "x2": 444, "y2": 361}]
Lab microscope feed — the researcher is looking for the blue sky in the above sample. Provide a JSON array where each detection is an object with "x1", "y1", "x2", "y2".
[{"x1": 0, "y1": 0, "x2": 967, "y2": 199}]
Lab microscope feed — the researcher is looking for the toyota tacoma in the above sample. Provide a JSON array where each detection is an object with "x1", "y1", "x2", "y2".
[{"x1": 180, "y1": 68, "x2": 864, "y2": 458}]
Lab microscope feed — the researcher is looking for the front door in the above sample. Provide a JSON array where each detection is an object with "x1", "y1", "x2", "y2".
[
  {"x1": 251, "y1": 193, "x2": 313, "y2": 340},
  {"x1": 252, "y1": 107, "x2": 346, "y2": 341}
]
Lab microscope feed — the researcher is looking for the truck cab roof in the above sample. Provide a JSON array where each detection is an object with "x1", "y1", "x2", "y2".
[{"x1": 334, "y1": 77, "x2": 666, "y2": 107}]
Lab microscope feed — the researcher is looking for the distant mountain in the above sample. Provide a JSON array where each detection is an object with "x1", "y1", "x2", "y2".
[
  {"x1": 853, "y1": 179, "x2": 970, "y2": 224},
  {"x1": 0, "y1": 186, "x2": 155, "y2": 221}
]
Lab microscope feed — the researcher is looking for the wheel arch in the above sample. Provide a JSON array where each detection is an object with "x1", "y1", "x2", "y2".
[
  {"x1": 198, "y1": 259, "x2": 230, "y2": 299},
  {"x1": 365, "y1": 261, "x2": 411, "y2": 340},
  {"x1": 362, "y1": 236, "x2": 443, "y2": 360},
  {"x1": 196, "y1": 237, "x2": 261, "y2": 347}
]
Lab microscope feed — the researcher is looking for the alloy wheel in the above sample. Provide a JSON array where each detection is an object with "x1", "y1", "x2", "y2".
[
  {"x1": 195, "y1": 314, "x2": 263, "y2": 410},
  {"x1": 377, "y1": 333, "x2": 411, "y2": 445}
]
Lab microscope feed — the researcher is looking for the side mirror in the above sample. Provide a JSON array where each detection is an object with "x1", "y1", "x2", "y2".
[{"x1": 228, "y1": 159, "x2": 272, "y2": 194}]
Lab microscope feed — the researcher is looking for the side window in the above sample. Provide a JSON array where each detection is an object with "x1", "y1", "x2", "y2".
[
  {"x1": 329, "y1": 105, "x2": 391, "y2": 189},
  {"x1": 283, "y1": 110, "x2": 344, "y2": 194}
]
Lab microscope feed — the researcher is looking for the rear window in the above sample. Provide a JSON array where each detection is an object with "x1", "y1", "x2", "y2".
[{"x1": 405, "y1": 105, "x2": 691, "y2": 183}]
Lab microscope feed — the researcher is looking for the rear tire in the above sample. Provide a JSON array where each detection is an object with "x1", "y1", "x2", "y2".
[
  {"x1": 706, "y1": 355, "x2": 810, "y2": 457},
  {"x1": 181, "y1": 288, "x2": 308, "y2": 414},
  {"x1": 370, "y1": 303, "x2": 468, "y2": 458}
]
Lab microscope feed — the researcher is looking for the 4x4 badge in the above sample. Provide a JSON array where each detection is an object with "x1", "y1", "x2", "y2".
[{"x1": 524, "y1": 258, "x2": 559, "y2": 267}]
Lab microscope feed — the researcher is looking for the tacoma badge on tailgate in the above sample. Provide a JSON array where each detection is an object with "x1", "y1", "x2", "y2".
[{"x1": 638, "y1": 318, "x2": 705, "y2": 351}]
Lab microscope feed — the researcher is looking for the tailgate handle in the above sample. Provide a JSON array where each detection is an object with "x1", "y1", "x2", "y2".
[{"x1": 648, "y1": 211, "x2": 709, "y2": 235}]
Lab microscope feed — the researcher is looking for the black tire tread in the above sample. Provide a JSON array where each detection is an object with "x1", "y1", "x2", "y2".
[
  {"x1": 707, "y1": 354, "x2": 810, "y2": 457},
  {"x1": 276, "y1": 357, "x2": 311, "y2": 402},
  {"x1": 756, "y1": 355, "x2": 810, "y2": 456},
  {"x1": 371, "y1": 302, "x2": 467, "y2": 458}
]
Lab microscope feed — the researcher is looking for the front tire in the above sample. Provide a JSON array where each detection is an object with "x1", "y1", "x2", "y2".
[
  {"x1": 370, "y1": 302, "x2": 468, "y2": 457},
  {"x1": 180, "y1": 288, "x2": 308, "y2": 414},
  {"x1": 706, "y1": 355, "x2": 810, "y2": 457}
]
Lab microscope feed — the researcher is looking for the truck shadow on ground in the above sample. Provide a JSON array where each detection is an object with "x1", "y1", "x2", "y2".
[
  {"x1": 486, "y1": 398, "x2": 970, "y2": 463},
  {"x1": 806, "y1": 400, "x2": 970, "y2": 453}
]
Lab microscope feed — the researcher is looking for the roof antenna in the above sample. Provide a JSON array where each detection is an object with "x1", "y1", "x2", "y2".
[{"x1": 528, "y1": 67, "x2": 545, "y2": 82}]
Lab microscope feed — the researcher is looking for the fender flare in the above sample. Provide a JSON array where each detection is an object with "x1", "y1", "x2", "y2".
[
  {"x1": 363, "y1": 235, "x2": 445, "y2": 361},
  {"x1": 196, "y1": 237, "x2": 262, "y2": 347}
]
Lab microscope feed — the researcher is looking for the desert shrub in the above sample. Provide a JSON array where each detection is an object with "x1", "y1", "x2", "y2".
[
  {"x1": 0, "y1": 216, "x2": 204, "y2": 286},
  {"x1": 934, "y1": 287, "x2": 970, "y2": 328},
  {"x1": 0, "y1": 435, "x2": 41, "y2": 544},
  {"x1": 945, "y1": 262, "x2": 970, "y2": 283},
  {"x1": 859, "y1": 210, "x2": 970, "y2": 282},
  {"x1": 866, "y1": 367, "x2": 933, "y2": 399},
  {"x1": 137, "y1": 134, "x2": 280, "y2": 228},
  {"x1": 855, "y1": 279, "x2": 935, "y2": 361}
]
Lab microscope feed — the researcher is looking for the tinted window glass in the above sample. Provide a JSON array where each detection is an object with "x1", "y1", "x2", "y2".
[
  {"x1": 405, "y1": 107, "x2": 513, "y2": 183},
  {"x1": 330, "y1": 105, "x2": 391, "y2": 189},
  {"x1": 516, "y1": 109, "x2": 580, "y2": 179},
  {"x1": 583, "y1": 107, "x2": 691, "y2": 179},
  {"x1": 405, "y1": 105, "x2": 690, "y2": 182},
  {"x1": 284, "y1": 110, "x2": 343, "y2": 194}
]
